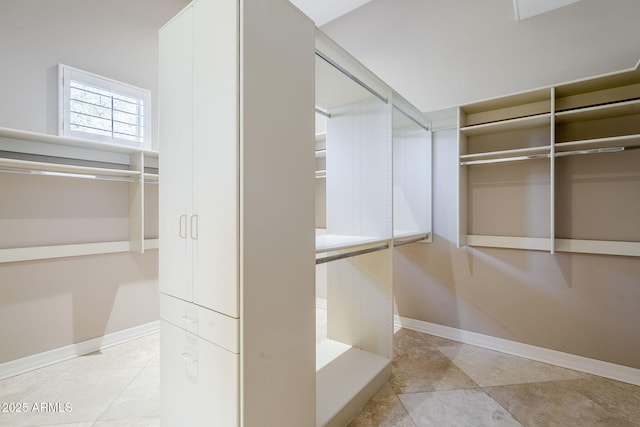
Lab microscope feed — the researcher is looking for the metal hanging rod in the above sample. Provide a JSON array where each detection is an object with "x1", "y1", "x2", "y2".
[
  {"x1": 460, "y1": 146, "x2": 632, "y2": 166},
  {"x1": 555, "y1": 146, "x2": 625, "y2": 157},
  {"x1": 0, "y1": 167, "x2": 155, "y2": 183},
  {"x1": 315, "y1": 243, "x2": 389, "y2": 265},
  {"x1": 315, "y1": 50, "x2": 388, "y2": 105},
  {"x1": 393, "y1": 105, "x2": 430, "y2": 132},
  {"x1": 393, "y1": 234, "x2": 429, "y2": 247},
  {"x1": 315, "y1": 107, "x2": 331, "y2": 118},
  {"x1": 460, "y1": 153, "x2": 548, "y2": 166}
]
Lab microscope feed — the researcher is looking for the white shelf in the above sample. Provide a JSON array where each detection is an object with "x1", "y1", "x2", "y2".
[
  {"x1": 460, "y1": 113, "x2": 551, "y2": 136},
  {"x1": 460, "y1": 145, "x2": 551, "y2": 166},
  {"x1": 0, "y1": 239, "x2": 159, "y2": 264},
  {"x1": 466, "y1": 235, "x2": 551, "y2": 252},
  {"x1": 315, "y1": 132, "x2": 327, "y2": 143},
  {"x1": 555, "y1": 98, "x2": 640, "y2": 123},
  {"x1": 316, "y1": 339, "x2": 391, "y2": 427},
  {"x1": 0, "y1": 126, "x2": 158, "y2": 157},
  {"x1": 144, "y1": 172, "x2": 160, "y2": 182},
  {"x1": 315, "y1": 234, "x2": 390, "y2": 254},
  {"x1": 555, "y1": 134, "x2": 640, "y2": 152},
  {"x1": 555, "y1": 239, "x2": 640, "y2": 257},
  {"x1": 393, "y1": 230, "x2": 429, "y2": 240}
]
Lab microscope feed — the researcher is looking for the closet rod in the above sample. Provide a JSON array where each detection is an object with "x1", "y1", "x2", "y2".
[
  {"x1": 315, "y1": 50, "x2": 388, "y2": 104},
  {"x1": 0, "y1": 167, "x2": 155, "y2": 184},
  {"x1": 555, "y1": 146, "x2": 624, "y2": 157},
  {"x1": 393, "y1": 105, "x2": 430, "y2": 132},
  {"x1": 315, "y1": 107, "x2": 331, "y2": 118},
  {"x1": 393, "y1": 234, "x2": 429, "y2": 247},
  {"x1": 461, "y1": 146, "x2": 632, "y2": 166},
  {"x1": 460, "y1": 153, "x2": 548, "y2": 166},
  {"x1": 315, "y1": 243, "x2": 389, "y2": 265}
]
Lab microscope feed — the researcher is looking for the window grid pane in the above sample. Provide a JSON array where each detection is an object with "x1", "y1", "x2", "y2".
[{"x1": 68, "y1": 79, "x2": 145, "y2": 143}]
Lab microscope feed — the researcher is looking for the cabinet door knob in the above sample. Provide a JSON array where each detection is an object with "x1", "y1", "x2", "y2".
[
  {"x1": 181, "y1": 352, "x2": 198, "y2": 363},
  {"x1": 191, "y1": 215, "x2": 199, "y2": 240},
  {"x1": 179, "y1": 214, "x2": 188, "y2": 239}
]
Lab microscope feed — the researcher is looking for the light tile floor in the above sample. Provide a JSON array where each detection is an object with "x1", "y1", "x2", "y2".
[
  {"x1": 348, "y1": 329, "x2": 640, "y2": 427},
  {"x1": 1, "y1": 313, "x2": 640, "y2": 426},
  {"x1": 0, "y1": 334, "x2": 160, "y2": 426}
]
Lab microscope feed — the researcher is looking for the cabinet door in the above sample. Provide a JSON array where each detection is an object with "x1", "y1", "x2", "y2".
[
  {"x1": 159, "y1": 6, "x2": 194, "y2": 302},
  {"x1": 160, "y1": 321, "x2": 239, "y2": 427},
  {"x1": 191, "y1": 0, "x2": 239, "y2": 318}
]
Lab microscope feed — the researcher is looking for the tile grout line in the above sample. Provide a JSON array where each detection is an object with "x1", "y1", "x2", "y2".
[
  {"x1": 479, "y1": 384, "x2": 526, "y2": 427},
  {"x1": 90, "y1": 360, "x2": 150, "y2": 426}
]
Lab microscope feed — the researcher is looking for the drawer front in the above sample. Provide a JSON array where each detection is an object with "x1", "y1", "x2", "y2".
[
  {"x1": 160, "y1": 320, "x2": 239, "y2": 427},
  {"x1": 160, "y1": 293, "x2": 239, "y2": 353}
]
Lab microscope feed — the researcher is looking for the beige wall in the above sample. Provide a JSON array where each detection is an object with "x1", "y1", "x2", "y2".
[
  {"x1": 323, "y1": 0, "x2": 640, "y2": 369},
  {"x1": 0, "y1": 0, "x2": 188, "y2": 363},
  {"x1": 394, "y1": 130, "x2": 640, "y2": 369},
  {"x1": 0, "y1": 0, "x2": 190, "y2": 146}
]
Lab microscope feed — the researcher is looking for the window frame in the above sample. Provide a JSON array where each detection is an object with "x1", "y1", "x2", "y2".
[{"x1": 58, "y1": 64, "x2": 152, "y2": 149}]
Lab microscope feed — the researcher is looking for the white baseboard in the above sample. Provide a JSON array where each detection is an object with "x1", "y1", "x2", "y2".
[
  {"x1": 0, "y1": 321, "x2": 159, "y2": 381},
  {"x1": 394, "y1": 315, "x2": 640, "y2": 387}
]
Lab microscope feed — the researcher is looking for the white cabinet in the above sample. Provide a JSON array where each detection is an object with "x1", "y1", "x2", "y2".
[
  {"x1": 159, "y1": 0, "x2": 315, "y2": 426},
  {"x1": 159, "y1": 0, "x2": 238, "y2": 317},
  {"x1": 160, "y1": 320, "x2": 239, "y2": 427}
]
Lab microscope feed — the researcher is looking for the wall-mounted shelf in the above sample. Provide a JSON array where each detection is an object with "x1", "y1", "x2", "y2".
[
  {"x1": 555, "y1": 98, "x2": 640, "y2": 122},
  {"x1": 460, "y1": 146, "x2": 551, "y2": 166},
  {"x1": 555, "y1": 134, "x2": 640, "y2": 152},
  {"x1": 0, "y1": 239, "x2": 159, "y2": 264},
  {"x1": 0, "y1": 126, "x2": 159, "y2": 263},
  {"x1": 454, "y1": 64, "x2": 640, "y2": 256},
  {"x1": 460, "y1": 113, "x2": 551, "y2": 136},
  {"x1": 0, "y1": 126, "x2": 157, "y2": 156}
]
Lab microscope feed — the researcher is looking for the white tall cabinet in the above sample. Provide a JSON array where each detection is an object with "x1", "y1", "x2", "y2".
[{"x1": 159, "y1": 0, "x2": 315, "y2": 425}]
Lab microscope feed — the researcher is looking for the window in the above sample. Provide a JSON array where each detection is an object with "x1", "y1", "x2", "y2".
[{"x1": 59, "y1": 64, "x2": 151, "y2": 149}]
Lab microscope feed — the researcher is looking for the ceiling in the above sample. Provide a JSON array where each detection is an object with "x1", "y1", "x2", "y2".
[
  {"x1": 291, "y1": 0, "x2": 581, "y2": 25},
  {"x1": 303, "y1": 0, "x2": 640, "y2": 112},
  {"x1": 513, "y1": 0, "x2": 580, "y2": 20},
  {"x1": 289, "y1": 0, "x2": 373, "y2": 26}
]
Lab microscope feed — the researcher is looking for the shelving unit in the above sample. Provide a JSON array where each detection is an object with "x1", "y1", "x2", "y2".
[
  {"x1": 314, "y1": 31, "x2": 432, "y2": 427},
  {"x1": 457, "y1": 88, "x2": 553, "y2": 251},
  {"x1": 314, "y1": 31, "x2": 393, "y2": 427},
  {"x1": 0, "y1": 126, "x2": 158, "y2": 263},
  {"x1": 455, "y1": 62, "x2": 640, "y2": 256},
  {"x1": 553, "y1": 64, "x2": 640, "y2": 256},
  {"x1": 392, "y1": 93, "x2": 432, "y2": 244}
]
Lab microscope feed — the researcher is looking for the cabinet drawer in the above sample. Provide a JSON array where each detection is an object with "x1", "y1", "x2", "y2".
[
  {"x1": 160, "y1": 320, "x2": 239, "y2": 427},
  {"x1": 160, "y1": 293, "x2": 239, "y2": 354}
]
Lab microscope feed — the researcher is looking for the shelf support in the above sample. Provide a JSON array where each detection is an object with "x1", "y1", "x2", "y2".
[{"x1": 129, "y1": 152, "x2": 144, "y2": 254}]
